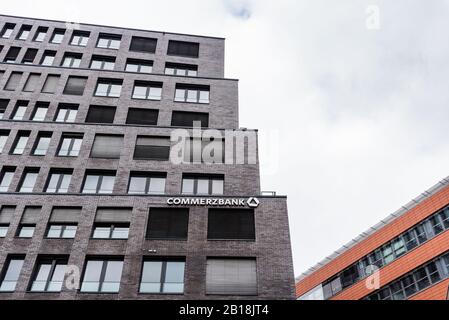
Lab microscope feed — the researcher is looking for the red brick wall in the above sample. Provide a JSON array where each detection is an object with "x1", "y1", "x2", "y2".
[{"x1": 296, "y1": 184, "x2": 449, "y2": 299}]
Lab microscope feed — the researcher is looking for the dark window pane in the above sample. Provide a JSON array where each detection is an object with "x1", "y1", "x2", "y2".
[
  {"x1": 147, "y1": 208, "x2": 189, "y2": 240},
  {"x1": 168, "y1": 40, "x2": 199, "y2": 58},
  {"x1": 85, "y1": 106, "x2": 116, "y2": 124},
  {"x1": 208, "y1": 209, "x2": 255, "y2": 240},
  {"x1": 129, "y1": 36, "x2": 157, "y2": 53},
  {"x1": 171, "y1": 111, "x2": 209, "y2": 127},
  {"x1": 126, "y1": 108, "x2": 158, "y2": 126}
]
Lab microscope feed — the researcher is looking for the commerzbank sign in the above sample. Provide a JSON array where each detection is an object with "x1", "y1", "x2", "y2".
[{"x1": 167, "y1": 197, "x2": 260, "y2": 208}]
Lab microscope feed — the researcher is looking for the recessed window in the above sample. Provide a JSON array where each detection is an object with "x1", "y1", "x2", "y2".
[
  {"x1": 11, "y1": 101, "x2": 29, "y2": 120},
  {"x1": 132, "y1": 81, "x2": 162, "y2": 100},
  {"x1": 41, "y1": 74, "x2": 60, "y2": 93},
  {"x1": 50, "y1": 29, "x2": 65, "y2": 44},
  {"x1": 165, "y1": 63, "x2": 197, "y2": 77},
  {"x1": 61, "y1": 53, "x2": 82, "y2": 68},
  {"x1": 0, "y1": 206, "x2": 15, "y2": 238},
  {"x1": 92, "y1": 208, "x2": 132, "y2": 239},
  {"x1": 182, "y1": 175, "x2": 224, "y2": 195},
  {"x1": 125, "y1": 59, "x2": 153, "y2": 73},
  {"x1": 45, "y1": 169, "x2": 72, "y2": 193},
  {"x1": 22, "y1": 73, "x2": 41, "y2": 92},
  {"x1": 134, "y1": 136, "x2": 170, "y2": 160},
  {"x1": 128, "y1": 172, "x2": 166, "y2": 195},
  {"x1": 126, "y1": 108, "x2": 159, "y2": 126},
  {"x1": 70, "y1": 31, "x2": 90, "y2": 46},
  {"x1": 17, "y1": 207, "x2": 41, "y2": 237},
  {"x1": 129, "y1": 36, "x2": 157, "y2": 53},
  {"x1": 31, "y1": 102, "x2": 49, "y2": 121},
  {"x1": 90, "y1": 55, "x2": 115, "y2": 70},
  {"x1": 33, "y1": 27, "x2": 48, "y2": 42},
  {"x1": 86, "y1": 105, "x2": 116, "y2": 123},
  {"x1": 97, "y1": 33, "x2": 121, "y2": 49},
  {"x1": 82, "y1": 171, "x2": 116, "y2": 194},
  {"x1": 0, "y1": 99, "x2": 9, "y2": 119},
  {"x1": 4, "y1": 72, "x2": 22, "y2": 91},
  {"x1": 55, "y1": 104, "x2": 78, "y2": 122},
  {"x1": 80, "y1": 258, "x2": 124, "y2": 293},
  {"x1": 47, "y1": 207, "x2": 80, "y2": 239},
  {"x1": 1, "y1": 24, "x2": 15, "y2": 39},
  {"x1": 94, "y1": 79, "x2": 122, "y2": 98},
  {"x1": 0, "y1": 130, "x2": 10, "y2": 153},
  {"x1": 22, "y1": 49, "x2": 38, "y2": 65},
  {"x1": 140, "y1": 259, "x2": 185, "y2": 294},
  {"x1": 146, "y1": 208, "x2": 189, "y2": 240},
  {"x1": 58, "y1": 134, "x2": 83, "y2": 157},
  {"x1": 11, "y1": 131, "x2": 30, "y2": 155},
  {"x1": 206, "y1": 259, "x2": 257, "y2": 295},
  {"x1": 32, "y1": 133, "x2": 52, "y2": 156},
  {"x1": 0, "y1": 168, "x2": 15, "y2": 192},
  {"x1": 30, "y1": 257, "x2": 68, "y2": 292},
  {"x1": 208, "y1": 209, "x2": 255, "y2": 240},
  {"x1": 167, "y1": 40, "x2": 199, "y2": 58},
  {"x1": 90, "y1": 134, "x2": 123, "y2": 159},
  {"x1": 17, "y1": 25, "x2": 32, "y2": 41},
  {"x1": 183, "y1": 138, "x2": 225, "y2": 164},
  {"x1": 174, "y1": 84, "x2": 210, "y2": 104},
  {"x1": 171, "y1": 111, "x2": 209, "y2": 128},
  {"x1": 0, "y1": 256, "x2": 24, "y2": 292},
  {"x1": 40, "y1": 50, "x2": 56, "y2": 66},
  {"x1": 63, "y1": 76, "x2": 87, "y2": 95},
  {"x1": 3, "y1": 47, "x2": 20, "y2": 63}
]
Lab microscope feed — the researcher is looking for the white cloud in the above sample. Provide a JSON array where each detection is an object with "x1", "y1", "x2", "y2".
[{"x1": 3, "y1": 0, "x2": 449, "y2": 277}]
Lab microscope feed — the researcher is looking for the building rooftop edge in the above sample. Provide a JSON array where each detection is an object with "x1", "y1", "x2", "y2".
[
  {"x1": 296, "y1": 175, "x2": 449, "y2": 283},
  {"x1": 0, "y1": 14, "x2": 226, "y2": 40}
]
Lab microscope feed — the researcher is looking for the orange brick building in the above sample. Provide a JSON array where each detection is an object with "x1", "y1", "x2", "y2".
[{"x1": 296, "y1": 177, "x2": 449, "y2": 300}]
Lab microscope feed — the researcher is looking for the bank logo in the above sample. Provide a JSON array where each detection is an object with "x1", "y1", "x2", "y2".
[{"x1": 247, "y1": 197, "x2": 260, "y2": 208}]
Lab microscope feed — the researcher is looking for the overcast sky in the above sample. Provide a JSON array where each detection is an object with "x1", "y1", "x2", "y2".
[{"x1": 3, "y1": 0, "x2": 449, "y2": 277}]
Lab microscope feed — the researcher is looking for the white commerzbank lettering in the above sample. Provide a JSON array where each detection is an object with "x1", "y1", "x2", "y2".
[{"x1": 167, "y1": 198, "x2": 247, "y2": 207}]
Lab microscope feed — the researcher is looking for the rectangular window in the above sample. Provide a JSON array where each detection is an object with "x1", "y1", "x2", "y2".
[
  {"x1": 0, "y1": 131, "x2": 9, "y2": 153},
  {"x1": 86, "y1": 105, "x2": 117, "y2": 123},
  {"x1": 171, "y1": 111, "x2": 209, "y2": 128},
  {"x1": 128, "y1": 172, "x2": 166, "y2": 195},
  {"x1": 40, "y1": 50, "x2": 56, "y2": 66},
  {"x1": 146, "y1": 208, "x2": 189, "y2": 240},
  {"x1": 126, "y1": 108, "x2": 159, "y2": 126},
  {"x1": 0, "y1": 256, "x2": 24, "y2": 292},
  {"x1": 132, "y1": 81, "x2": 162, "y2": 100},
  {"x1": 94, "y1": 79, "x2": 122, "y2": 98},
  {"x1": 11, "y1": 101, "x2": 29, "y2": 120},
  {"x1": 22, "y1": 48, "x2": 38, "y2": 64},
  {"x1": 17, "y1": 25, "x2": 32, "y2": 41},
  {"x1": 31, "y1": 102, "x2": 49, "y2": 121},
  {"x1": 18, "y1": 206, "x2": 41, "y2": 237},
  {"x1": 70, "y1": 31, "x2": 90, "y2": 46},
  {"x1": 50, "y1": 29, "x2": 65, "y2": 44},
  {"x1": 174, "y1": 84, "x2": 210, "y2": 104},
  {"x1": 90, "y1": 134, "x2": 123, "y2": 159},
  {"x1": 23, "y1": 73, "x2": 41, "y2": 92},
  {"x1": 11, "y1": 131, "x2": 30, "y2": 155},
  {"x1": 208, "y1": 209, "x2": 255, "y2": 240},
  {"x1": 41, "y1": 74, "x2": 60, "y2": 93},
  {"x1": 97, "y1": 34, "x2": 121, "y2": 49},
  {"x1": 140, "y1": 260, "x2": 185, "y2": 294},
  {"x1": 90, "y1": 55, "x2": 115, "y2": 70},
  {"x1": 134, "y1": 136, "x2": 170, "y2": 160},
  {"x1": 58, "y1": 134, "x2": 83, "y2": 157},
  {"x1": 55, "y1": 104, "x2": 78, "y2": 122},
  {"x1": 125, "y1": 59, "x2": 153, "y2": 73},
  {"x1": 63, "y1": 76, "x2": 87, "y2": 95},
  {"x1": 33, "y1": 133, "x2": 52, "y2": 156},
  {"x1": 46, "y1": 207, "x2": 81, "y2": 238},
  {"x1": 4, "y1": 47, "x2": 20, "y2": 63},
  {"x1": 0, "y1": 99, "x2": 9, "y2": 119},
  {"x1": 17, "y1": 224, "x2": 36, "y2": 238},
  {"x1": 92, "y1": 208, "x2": 132, "y2": 239},
  {"x1": 167, "y1": 40, "x2": 200, "y2": 58},
  {"x1": 4, "y1": 72, "x2": 23, "y2": 91},
  {"x1": 0, "y1": 168, "x2": 15, "y2": 192},
  {"x1": 184, "y1": 138, "x2": 225, "y2": 164},
  {"x1": 80, "y1": 259, "x2": 123, "y2": 293},
  {"x1": 182, "y1": 175, "x2": 224, "y2": 195},
  {"x1": 129, "y1": 36, "x2": 157, "y2": 53},
  {"x1": 82, "y1": 171, "x2": 116, "y2": 194},
  {"x1": 34, "y1": 27, "x2": 48, "y2": 42},
  {"x1": 206, "y1": 259, "x2": 257, "y2": 295},
  {"x1": 30, "y1": 257, "x2": 68, "y2": 292},
  {"x1": 1, "y1": 24, "x2": 15, "y2": 39},
  {"x1": 45, "y1": 169, "x2": 72, "y2": 193},
  {"x1": 165, "y1": 63, "x2": 198, "y2": 77},
  {"x1": 61, "y1": 53, "x2": 82, "y2": 68},
  {"x1": 0, "y1": 206, "x2": 15, "y2": 237}
]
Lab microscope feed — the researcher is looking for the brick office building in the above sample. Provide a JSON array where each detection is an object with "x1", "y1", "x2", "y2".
[
  {"x1": 0, "y1": 15, "x2": 295, "y2": 300},
  {"x1": 296, "y1": 177, "x2": 449, "y2": 300}
]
